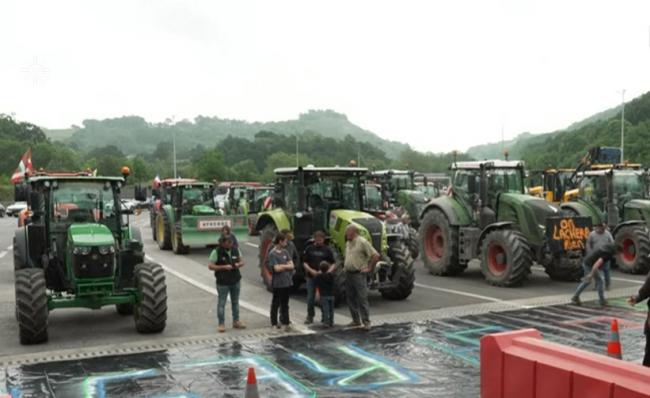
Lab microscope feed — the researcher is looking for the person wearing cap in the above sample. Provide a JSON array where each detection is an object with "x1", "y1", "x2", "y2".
[
  {"x1": 208, "y1": 235, "x2": 246, "y2": 333},
  {"x1": 571, "y1": 242, "x2": 619, "y2": 307},
  {"x1": 628, "y1": 270, "x2": 650, "y2": 367},
  {"x1": 220, "y1": 225, "x2": 239, "y2": 250},
  {"x1": 586, "y1": 222, "x2": 614, "y2": 290},
  {"x1": 344, "y1": 224, "x2": 380, "y2": 330}
]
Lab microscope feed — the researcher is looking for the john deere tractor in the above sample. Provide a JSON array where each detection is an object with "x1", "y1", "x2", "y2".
[
  {"x1": 13, "y1": 170, "x2": 166, "y2": 344},
  {"x1": 563, "y1": 165, "x2": 650, "y2": 274},
  {"x1": 151, "y1": 179, "x2": 223, "y2": 254},
  {"x1": 419, "y1": 160, "x2": 591, "y2": 286},
  {"x1": 255, "y1": 166, "x2": 415, "y2": 301}
]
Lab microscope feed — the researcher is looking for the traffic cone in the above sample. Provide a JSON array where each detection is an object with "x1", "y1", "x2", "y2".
[
  {"x1": 244, "y1": 367, "x2": 260, "y2": 398},
  {"x1": 606, "y1": 318, "x2": 622, "y2": 359}
]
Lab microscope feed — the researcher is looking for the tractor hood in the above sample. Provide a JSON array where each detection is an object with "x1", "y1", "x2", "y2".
[
  {"x1": 330, "y1": 209, "x2": 375, "y2": 224},
  {"x1": 68, "y1": 223, "x2": 115, "y2": 246},
  {"x1": 192, "y1": 205, "x2": 217, "y2": 215},
  {"x1": 624, "y1": 199, "x2": 650, "y2": 224},
  {"x1": 329, "y1": 209, "x2": 385, "y2": 253},
  {"x1": 499, "y1": 193, "x2": 563, "y2": 245}
]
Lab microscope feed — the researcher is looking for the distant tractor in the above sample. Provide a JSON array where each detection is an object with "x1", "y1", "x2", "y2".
[
  {"x1": 369, "y1": 170, "x2": 430, "y2": 228},
  {"x1": 414, "y1": 173, "x2": 451, "y2": 200},
  {"x1": 419, "y1": 160, "x2": 591, "y2": 286},
  {"x1": 255, "y1": 166, "x2": 415, "y2": 301},
  {"x1": 246, "y1": 185, "x2": 274, "y2": 236},
  {"x1": 563, "y1": 165, "x2": 650, "y2": 274},
  {"x1": 527, "y1": 168, "x2": 576, "y2": 204},
  {"x1": 213, "y1": 181, "x2": 263, "y2": 215},
  {"x1": 150, "y1": 179, "x2": 225, "y2": 254},
  {"x1": 13, "y1": 169, "x2": 166, "y2": 344}
]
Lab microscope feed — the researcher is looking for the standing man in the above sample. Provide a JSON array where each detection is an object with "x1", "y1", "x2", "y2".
[
  {"x1": 268, "y1": 233, "x2": 295, "y2": 331},
  {"x1": 628, "y1": 269, "x2": 650, "y2": 367},
  {"x1": 344, "y1": 224, "x2": 380, "y2": 331},
  {"x1": 587, "y1": 221, "x2": 614, "y2": 290},
  {"x1": 208, "y1": 236, "x2": 246, "y2": 333},
  {"x1": 220, "y1": 225, "x2": 239, "y2": 250},
  {"x1": 571, "y1": 243, "x2": 619, "y2": 307},
  {"x1": 302, "y1": 230, "x2": 336, "y2": 324}
]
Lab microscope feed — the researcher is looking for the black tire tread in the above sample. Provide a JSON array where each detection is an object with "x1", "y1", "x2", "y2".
[
  {"x1": 419, "y1": 209, "x2": 465, "y2": 276},
  {"x1": 134, "y1": 262, "x2": 167, "y2": 333},
  {"x1": 480, "y1": 229, "x2": 532, "y2": 287},
  {"x1": 615, "y1": 225, "x2": 650, "y2": 274},
  {"x1": 15, "y1": 268, "x2": 48, "y2": 344},
  {"x1": 380, "y1": 242, "x2": 416, "y2": 300},
  {"x1": 156, "y1": 212, "x2": 172, "y2": 250}
]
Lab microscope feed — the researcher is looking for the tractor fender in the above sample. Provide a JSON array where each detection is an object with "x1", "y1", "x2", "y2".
[
  {"x1": 13, "y1": 228, "x2": 31, "y2": 270},
  {"x1": 420, "y1": 197, "x2": 469, "y2": 226},
  {"x1": 612, "y1": 220, "x2": 646, "y2": 237},
  {"x1": 560, "y1": 202, "x2": 592, "y2": 218},
  {"x1": 254, "y1": 209, "x2": 291, "y2": 234},
  {"x1": 478, "y1": 221, "x2": 515, "y2": 250}
]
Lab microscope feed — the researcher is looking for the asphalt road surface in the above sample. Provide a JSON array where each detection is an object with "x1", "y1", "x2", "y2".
[{"x1": 0, "y1": 211, "x2": 647, "y2": 397}]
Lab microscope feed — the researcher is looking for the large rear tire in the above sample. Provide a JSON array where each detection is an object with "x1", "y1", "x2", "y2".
[
  {"x1": 134, "y1": 262, "x2": 167, "y2": 333},
  {"x1": 480, "y1": 229, "x2": 532, "y2": 287},
  {"x1": 419, "y1": 209, "x2": 465, "y2": 275},
  {"x1": 258, "y1": 224, "x2": 277, "y2": 292},
  {"x1": 614, "y1": 225, "x2": 650, "y2": 274},
  {"x1": 15, "y1": 268, "x2": 48, "y2": 344},
  {"x1": 379, "y1": 242, "x2": 415, "y2": 300},
  {"x1": 156, "y1": 212, "x2": 172, "y2": 250}
]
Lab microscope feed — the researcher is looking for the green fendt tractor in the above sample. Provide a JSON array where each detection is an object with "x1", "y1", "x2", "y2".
[
  {"x1": 255, "y1": 166, "x2": 415, "y2": 301},
  {"x1": 419, "y1": 160, "x2": 591, "y2": 286},
  {"x1": 151, "y1": 179, "x2": 223, "y2": 254},
  {"x1": 563, "y1": 165, "x2": 650, "y2": 274},
  {"x1": 369, "y1": 170, "x2": 430, "y2": 228},
  {"x1": 13, "y1": 169, "x2": 166, "y2": 344}
]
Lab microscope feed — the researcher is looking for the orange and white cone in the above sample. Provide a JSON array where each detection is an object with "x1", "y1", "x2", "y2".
[
  {"x1": 606, "y1": 318, "x2": 622, "y2": 359},
  {"x1": 244, "y1": 367, "x2": 260, "y2": 398}
]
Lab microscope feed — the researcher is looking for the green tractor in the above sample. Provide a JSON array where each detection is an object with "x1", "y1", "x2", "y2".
[
  {"x1": 151, "y1": 179, "x2": 224, "y2": 254},
  {"x1": 13, "y1": 170, "x2": 166, "y2": 344},
  {"x1": 369, "y1": 170, "x2": 430, "y2": 228},
  {"x1": 419, "y1": 160, "x2": 591, "y2": 286},
  {"x1": 563, "y1": 165, "x2": 650, "y2": 274},
  {"x1": 246, "y1": 185, "x2": 274, "y2": 236},
  {"x1": 255, "y1": 166, "x2": 415, "y2": 301}
]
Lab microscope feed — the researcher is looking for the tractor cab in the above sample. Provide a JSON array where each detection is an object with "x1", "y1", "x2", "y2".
[
  {"x1": 214, "y1": 181, "x2": 263, "y2": 215},
  {"x1": 528, "y1": 168, "x2": 576, "y2": 203},
  {"x1": 369, "y1": 169, "x2": 429, "y2": 228}
]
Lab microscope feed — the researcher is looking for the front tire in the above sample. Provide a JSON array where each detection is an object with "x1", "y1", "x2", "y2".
[
  {"x1": 379, "y1": 242, "x2": 415, "y2": 300},
  {"x1": 419, "y1": 210, "x2": 465, "y2": 275},
  {"x1": 258, "y1": 224, "x2": 277, "y2": 292},
  {"x1": 480, "y1": 229, "x2": 532, "y2": 287},
  {"x1": 172, "y1": 224, "x2": 189, "y2": 254},
  {"x1": 407, "y1": 227, "x2": 419, "y2": 259},
  {"x1": 614, "y1": 225, "x2": 650, "y2": 274},
  {"x1": 134, "y1": 262, "x2": 167, "y2": 333},
  {"x1": 15, "y1": 268, "x2": 48, "y2": 344}
]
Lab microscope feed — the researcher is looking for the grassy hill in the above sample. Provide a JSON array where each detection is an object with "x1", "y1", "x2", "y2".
[{"x1": 52, "y1": 110, "x2": 408, "y2": 159}]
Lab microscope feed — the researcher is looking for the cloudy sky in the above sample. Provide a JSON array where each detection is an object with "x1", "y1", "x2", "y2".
[{"x1": 1, "y1": 0, "x2": 649, "y2": 152}]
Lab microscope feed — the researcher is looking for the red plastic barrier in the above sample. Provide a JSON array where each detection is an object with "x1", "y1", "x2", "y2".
[{"x1": 480, "y1": 328, "x2": 650, "y2": 398}]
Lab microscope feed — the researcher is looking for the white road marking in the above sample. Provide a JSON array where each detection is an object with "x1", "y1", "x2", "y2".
[
  {"x1": 244, "y1": 242, "x2": 259, "y2": 248},
  {"x1": 0, "y1": 251, "x2": 6, "y2": 258},
  {"x1": 531, "y1": 266, "x2": 644, "y2": 284},
  {"x1": 413, "y1": 282, "x2": 531, "y2": 309},
  {"x1": 144, "y1": 255, "x2": 312, "y2": 335}
]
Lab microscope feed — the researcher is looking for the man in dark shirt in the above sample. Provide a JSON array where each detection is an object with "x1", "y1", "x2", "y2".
[
  {"x1": 571, "y1": 243, "x2": 619, "y2": 307},
  {"x1": 628, "y1": 270, "x2": 650, "y2": 367},
  {"x1": 208, "y1": 236, "x2": 245, "y2": 332},
  {"x1": 313, "y1": 261, "x2": 336, "y2": 327},
  {"x1": 302, "y1": 230, "x2": 335, "y2": 324}
]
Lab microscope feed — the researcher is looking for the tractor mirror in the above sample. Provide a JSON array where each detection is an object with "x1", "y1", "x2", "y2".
[
  {"x1": 134, "y1": 185, "x2": 147, "y2": 202},
  {"x1": 467, "y1": 175, "x2": 477, "y2": 194}
]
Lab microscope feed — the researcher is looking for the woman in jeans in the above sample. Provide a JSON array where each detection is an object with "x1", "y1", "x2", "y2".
[{"x1": 268, "y1": 232, "x2": 295, "y2": 331}]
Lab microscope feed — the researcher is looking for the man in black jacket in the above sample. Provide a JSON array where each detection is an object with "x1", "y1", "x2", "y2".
[
  {"x1": 628, "y1": 270, "x2": 650, "y2": 367},
  {"x1": 208, "y1": 236, "x2": 246, "y2": 333}
]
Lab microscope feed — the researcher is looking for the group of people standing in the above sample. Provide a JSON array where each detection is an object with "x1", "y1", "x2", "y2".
[{"x1": 208, "y1": 224, "x2": 380, "y2": 333}]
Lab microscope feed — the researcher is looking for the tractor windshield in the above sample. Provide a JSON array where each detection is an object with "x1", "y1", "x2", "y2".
[
  {"x1": 182, "y1": 186, "x2": 212, "y2": 206},
  {"x1": 389, "y1": 174, "x2": 414, "y2": 191},
  {"x1": 612, "y1": 171, "x2": 647, "y2": 202},
  {"x1": 365, "y1": 185, "x2": 382, "y2": 210},
  {"x1": 578, "y1": 175, "x2": 607, "y2": 210},
  {"x1": 306, "y1": 175, "x2": 362, "y2": 211},
  {"x1": 486, "y1": 169, "x2": 524, "y2": 194},
  {"x1": 51, "y1": 181, "x2": 119, "y2": 227}
]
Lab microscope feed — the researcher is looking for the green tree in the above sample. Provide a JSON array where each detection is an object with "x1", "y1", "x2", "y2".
[{"x1": 195, "y1": 147, "x2": 228, "y2": 181}]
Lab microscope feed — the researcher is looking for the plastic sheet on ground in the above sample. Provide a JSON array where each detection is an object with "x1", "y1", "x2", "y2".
[{"x1": 1, "y1": 300, "x2": 646, "y2": 397}]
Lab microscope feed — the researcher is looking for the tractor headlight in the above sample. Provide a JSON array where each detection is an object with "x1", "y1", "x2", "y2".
[
  {"x1": 98, "y1": 245, "x2": 115, "y2": 255},
  {"x1": 73, "y1": 246, "x2": 92, "y2": 255}
]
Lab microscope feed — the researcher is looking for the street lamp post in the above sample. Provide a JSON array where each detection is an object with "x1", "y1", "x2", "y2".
[{"x1": 620, "y1": 89, "x2": 626, "y2": 163}]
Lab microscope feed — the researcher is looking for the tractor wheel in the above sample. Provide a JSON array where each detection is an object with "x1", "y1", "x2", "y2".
[
  {"x1": 480, "y1": 229, "x2": 532, "y2": 287},
  {"x1": 419, "y1": 209, "x2": 465, "y2": 275},
  {"x1": 13, "y1": 234, "x2": 28, "y2": 272},
  {"x1": 156, "y1": 213, "x2": 172, "y2": 250},
  {"x1": 379, "y1": 242, "x2": 415, "y2": 300},
  {"x1": 172, "y1": 224, "x2": 189, "y2": 255},
  {"x1": 15, "y1": 268, "x2": 48, "y2": 344},
  {"x1": 542, "y1": 255, "x2": 583, "y2": 282},
  {"x1": 134, "y1": 262, "x2": 167, "y2": 333},
  {"x1": 407, "y1": 227, "x2": 419, "y2": 259},
  {"x1": 259, "y1": 224, "x2": 277, "y2": 292},
  {"x1": 614, "y1": 225, "x2": 650, "y2": 274},
  {"x1": 116, "y1": 303, "x2": 134, "y2": 315}
]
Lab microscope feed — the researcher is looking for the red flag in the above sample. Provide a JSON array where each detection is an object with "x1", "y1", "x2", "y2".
[{"x1": 11, "y1": 148, "x2": 34, "y2": 184}]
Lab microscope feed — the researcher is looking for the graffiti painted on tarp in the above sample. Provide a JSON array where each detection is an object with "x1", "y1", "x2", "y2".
[
  {"x1": 547, "y1": 216, "x2": 592, "y2": 251},
  {"x1": 1, "y1": 302, "x2": 646, "y2": 398}
]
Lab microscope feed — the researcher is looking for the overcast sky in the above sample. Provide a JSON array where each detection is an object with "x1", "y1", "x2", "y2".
[{"x1": 1, "y1": 0, "x2": 649, "y2": 153}]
